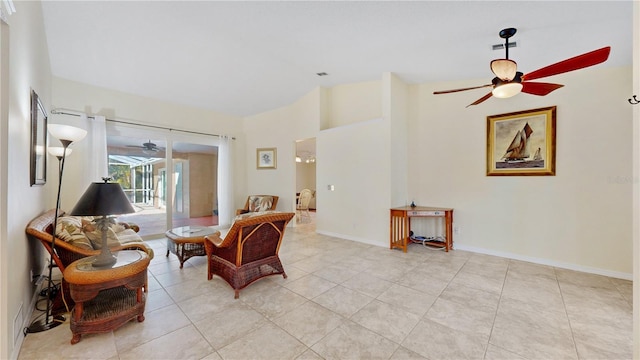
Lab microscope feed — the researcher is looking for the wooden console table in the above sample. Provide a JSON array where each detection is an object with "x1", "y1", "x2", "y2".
[
  {"x1": 390, "y1": 206, "x2": 454, "y2": 252},
  {"x1": 63, "y1": 250, "x2": 150, "y2": 344}
]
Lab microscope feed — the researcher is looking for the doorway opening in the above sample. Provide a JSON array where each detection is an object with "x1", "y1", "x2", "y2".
[{"x1": 295, "y1": 138, "x2": 316, "y2": 224}]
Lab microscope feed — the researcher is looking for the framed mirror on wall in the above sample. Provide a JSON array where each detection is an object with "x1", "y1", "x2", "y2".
[{"x1": 30, "y1": 89, "x2": 47, "y2": 186}]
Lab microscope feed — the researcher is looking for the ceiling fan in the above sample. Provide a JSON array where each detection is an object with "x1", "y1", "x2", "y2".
[
  {"x1": 433, "y1": 28, "x2": 611, "y2": 107},
  {"x1": 126, "y1": 140, "x2": 164, "y2": 154}
]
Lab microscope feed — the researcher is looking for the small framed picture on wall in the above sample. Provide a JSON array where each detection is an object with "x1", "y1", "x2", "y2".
[{"x1": 256, "y1": 148, "x2": 277, "y2": 169}]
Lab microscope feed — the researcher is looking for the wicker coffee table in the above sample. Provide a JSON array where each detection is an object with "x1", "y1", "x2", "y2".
[
  {"x1": 63, "y1": 250, "x2": 150, "y2": 344},
  {"x1": 166, "y1": 225, "x2": 218, "y2": 268}
]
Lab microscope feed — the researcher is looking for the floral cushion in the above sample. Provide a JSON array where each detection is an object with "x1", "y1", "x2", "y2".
[
  {"x1": 234, "y1": 210, "x2": 278, "y2": 221},
  {"x1": 84, "y1": 227, "x2": 121, "y2": 249},
  {"x1": 55, "y1": 216, "x2": 93, "y2": 250},
  {"x1": 248, "y1": 196, "x2": 274, "y2": 212},
  {"x1": 54, "y1": 216, "x2": 144, "y2": 250}
]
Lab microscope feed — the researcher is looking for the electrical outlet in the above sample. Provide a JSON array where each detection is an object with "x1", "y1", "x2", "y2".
[{"x1": 454, "y1": 226, "x2": 460, "y2": 235}]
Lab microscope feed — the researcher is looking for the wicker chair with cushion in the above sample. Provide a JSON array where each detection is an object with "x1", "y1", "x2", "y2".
[
  {"x1": 26, "y1": 209, "x2": 154, "y2": 314},
  {"x1": 236, "y1": 195, "x2": 279, "y2": 215},
  {"x1": 204, "y1": 211, "x2": 295, "y2": 298}
]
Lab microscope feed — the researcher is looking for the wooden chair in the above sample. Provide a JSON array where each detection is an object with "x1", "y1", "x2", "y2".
[
  {"x1": 26, "y1": 209, "x2": 154, "y2": 314},
  {"x1": 236, "y1": 195, "x2": 279, "y2": 215},
  {"x1": 296, "y1": 189, "x2": 313, "y2": 222},
  {"x1": 204, "y1": 211, "x2": 295, "y2": 298}
]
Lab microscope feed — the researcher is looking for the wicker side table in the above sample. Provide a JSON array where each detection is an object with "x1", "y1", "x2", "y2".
[
  {"x1": 166, "y1": 226, "x2": 219, "y2": 268},
  {"x1": 63, "y1": 250, "x2": 150, "y2": 344}
]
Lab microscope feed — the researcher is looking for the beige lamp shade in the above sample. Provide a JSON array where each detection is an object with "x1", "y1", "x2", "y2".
[
  {"x1": 490, "y1": 59, "x2": 517, "y2": 81},
  {"x1": 47, "y1": 146, "x2": 72, "y2": 157},
  {"x1": 492, "y1": 82, "x2": 523, "y2": 98},
  {"x1": 47, "y1": 124, "x2": 87, "y2": 143}
]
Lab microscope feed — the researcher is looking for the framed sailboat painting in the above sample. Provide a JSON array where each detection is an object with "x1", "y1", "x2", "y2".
[{"x1": 486, "y1": 106, "x2": 556, "y2": 176}]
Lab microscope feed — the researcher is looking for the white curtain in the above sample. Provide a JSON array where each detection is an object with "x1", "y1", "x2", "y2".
[
  {"x1": 217, "y1": 135, "x2": 234, "y2": 227},
  {"x1": 84, "y1": 115, "x2": 108, "y2": 187}
]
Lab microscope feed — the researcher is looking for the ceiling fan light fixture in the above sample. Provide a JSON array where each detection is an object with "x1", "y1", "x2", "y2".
[
  {"x1": 142, "y1": 147, "x2": 157, "y2": 155},
  {"x1": 492, "y1": 82, "x2": 523, "y2": 98},
  {"x1": 490, "y1": 59, "x2": 517, "y2": 81}
]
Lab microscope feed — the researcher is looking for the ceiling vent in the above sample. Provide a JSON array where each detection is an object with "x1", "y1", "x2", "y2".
[{"x1": 492, "y1": 42, "x2": 517, "y2": 51}]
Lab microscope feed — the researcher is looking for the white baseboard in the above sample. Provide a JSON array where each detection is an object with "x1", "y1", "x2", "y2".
[
  {"x1": 11, "y1": 267, "x2": 48, "y2": 360},
  {"x1": 315, "y1": 231, "x2": 632, "y2": 281},
  {"x1": 316, "y1": 230, "x2": 385, "y2": 248},
  {"x1": 455, "y1": 244, "x2": 632, "y2": 281}
]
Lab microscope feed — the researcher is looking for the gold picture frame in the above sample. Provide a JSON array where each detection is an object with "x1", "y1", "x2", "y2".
[
  {"x1": 256, "y1": 147, "x2": 277, "y2": 169},
  {"x1": 486, "y1": 106, "x2": 556, "y2": 176}
]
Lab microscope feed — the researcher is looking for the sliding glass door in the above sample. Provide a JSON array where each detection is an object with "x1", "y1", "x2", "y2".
[
  {"x1": 106, "y1": 128, "x2": 219, "y2": 237},
  {"x1": 171, "y1": 140, "x2": 218, "y2": 228},
  {"x1": 107, "y1": 134, "x2": 168, "y2": 237}
]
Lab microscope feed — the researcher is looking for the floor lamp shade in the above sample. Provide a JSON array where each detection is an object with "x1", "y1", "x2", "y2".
[
  {"x1": 70, "y1": 181, "x2": 135, "y2": 267},
  {"x1": 47, "y1": 124, "x2": 87, "y2": 144}
]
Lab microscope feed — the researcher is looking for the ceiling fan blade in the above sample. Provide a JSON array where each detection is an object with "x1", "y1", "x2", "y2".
[
  {"x1": 521, "y1": 82, "x2": 564, "y2": 96},
  {"x1": 434, "y1": 84, "x2": 492, "y2": 94},
  {"x1": 466, "y1": 92, "x2": 493, "y2": 107},
  {"x1": 523, "y1": 46, "x2": 611, "y2": 81}
]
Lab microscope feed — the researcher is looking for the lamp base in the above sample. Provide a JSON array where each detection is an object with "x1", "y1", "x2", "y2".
[
  {"x1": 92, "y1": 250, "x2": 117, "y2": 268},
  {"x1": 91, "y1": 216, "x2": 118, "y2": 268},
  {"x1": 25, "y1": 315, "x2": 66, "y2": 333}
]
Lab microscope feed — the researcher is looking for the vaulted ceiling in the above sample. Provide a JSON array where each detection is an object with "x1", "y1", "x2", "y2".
[{"x1": 41, "y1": 1, "x2": 633, "y2": 118}]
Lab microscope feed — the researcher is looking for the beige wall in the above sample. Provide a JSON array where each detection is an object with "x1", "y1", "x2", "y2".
[
  {"x1": 51, "y1": 77, "x2": 243, "y2": 212},
  {"x1": 188, "y1": 153, "x2": 217, "y2": 217},
  {"x1": 243, "y1": 88, "x2": 322, "y2": 213},
  {"x1": 326, "y1": 81, "x2": 381, "y2": 129}
]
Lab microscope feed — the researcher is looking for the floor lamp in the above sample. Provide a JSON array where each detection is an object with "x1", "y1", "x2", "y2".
[{"x1": 26, "y1": 124, "x2": 86, "y2": 333}]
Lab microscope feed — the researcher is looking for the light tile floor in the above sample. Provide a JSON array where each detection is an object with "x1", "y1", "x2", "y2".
[{"x1": 19, "y1": 216, "x2": 633, "y2": 359}]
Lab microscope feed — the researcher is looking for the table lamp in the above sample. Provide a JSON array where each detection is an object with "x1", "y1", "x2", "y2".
[{"x1": 70, "y1": 178, "x2": 135, "y2": 267}]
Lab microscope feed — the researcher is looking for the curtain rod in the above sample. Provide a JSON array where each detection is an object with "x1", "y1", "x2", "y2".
[{"x1": 50, "y1": 108, "x2": 235, "y2": 140}]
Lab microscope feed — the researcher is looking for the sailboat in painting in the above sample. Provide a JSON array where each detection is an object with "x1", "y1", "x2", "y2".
[
  {"x1": 497, "y1": 122, "x2": 544, "y2": 168},
  {"x1": 502, "y1": 122, "x2": 532, "y2": 162}
]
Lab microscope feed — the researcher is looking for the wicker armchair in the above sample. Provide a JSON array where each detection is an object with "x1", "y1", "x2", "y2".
[
  {"x1": 26, "y1": 209, "x2": 154, "y2": 314},
  {"x1": 204, "y1": 211, "x2": 295, "y2": 298},
  {"x1": 236, "y1": 195, "x2": 279, "y2": 215}
]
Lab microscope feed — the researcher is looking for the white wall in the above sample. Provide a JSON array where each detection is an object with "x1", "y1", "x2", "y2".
[
  {"x1": 409, "y1": 66, "x2": 633, "y2": 277},
  {"x1": 2, "y1": 1, "x2": 54, "y2": 358},
  {"x1": 386, "y1": 73, "x2": 410, "y2": 207},
  {"x1": 3, "y1": 3, "x2": 637, "y2": 358},
  {"x1": 317, "y1": 117, "x2": 391, "y2": 246},
  {"x1": 632, "y1": 2, "x2": 639, "y2": 357},
  {"x1": 51, "y1": 78, "x2": 244, "y2": 210}
]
